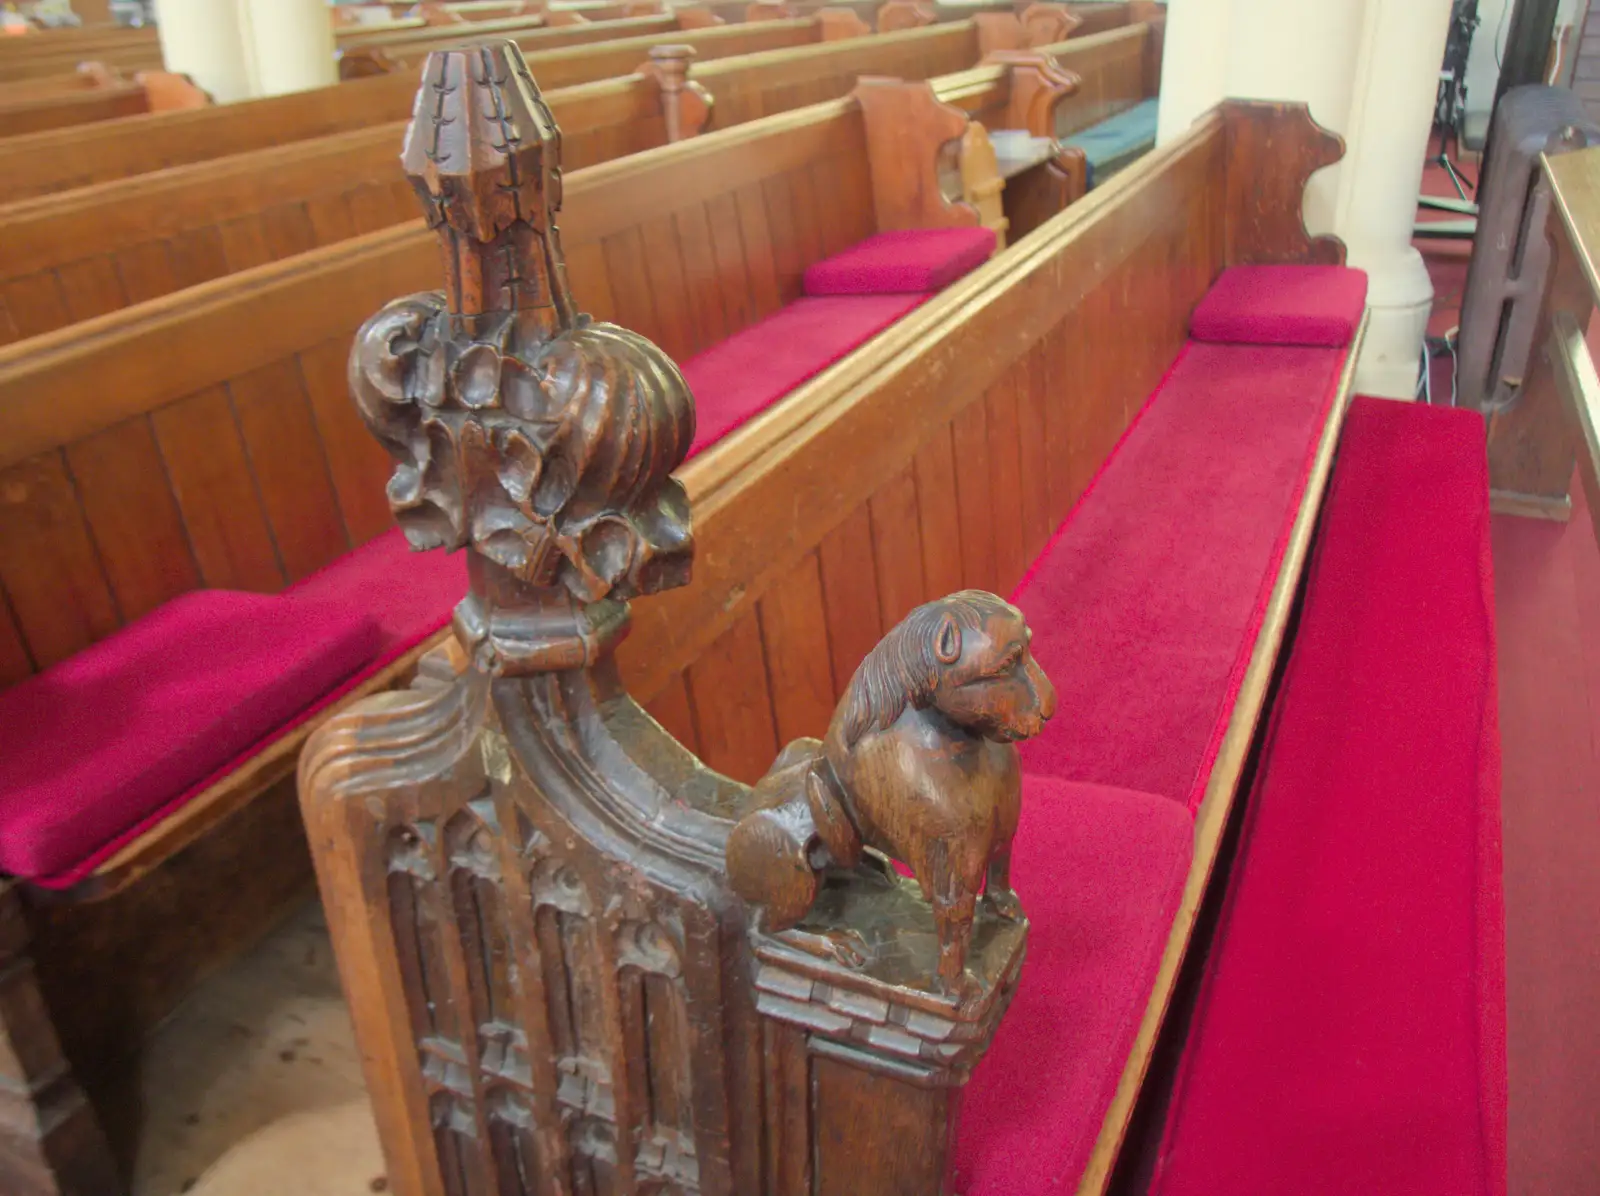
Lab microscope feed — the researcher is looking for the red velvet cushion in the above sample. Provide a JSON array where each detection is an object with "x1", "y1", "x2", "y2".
[
  {"x1": 1189, "y1": 264, "x2": 1368, "y2": 347},
  {"x1": 954, "y1": 775, "x2": 1193, "y2": 1193},
  {"x1": 801, "y1": 227, "x2": 996, "y2": 296},
  {"x1": 1150, "y1": 399, "x2": 1506, "y2": 1196},
  {"x1": 287, "y1": 526, "x2": 466, "y2": 656},
  {"x1": 1014, "y1": 341, "x2": 1346, "y2": 808},
  {"x1": 682, "y1": 294, "x2": 926, "y2": 457},
  {"x1": 0, "y1": 591, "x2": 382, "y2": 880}
]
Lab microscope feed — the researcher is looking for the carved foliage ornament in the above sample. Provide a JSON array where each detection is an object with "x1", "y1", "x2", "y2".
[{"x1": 348, "y1": 42, "x2": 696, "y2": 625}]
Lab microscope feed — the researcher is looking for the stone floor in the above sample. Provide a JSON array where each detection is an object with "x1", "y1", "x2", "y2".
[{"x1": 111, "y1": 899, "x2": 387, "y2": 1196}]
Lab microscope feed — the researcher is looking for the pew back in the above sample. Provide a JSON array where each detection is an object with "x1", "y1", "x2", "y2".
[
  {"x1": 0, "y1": 19, "x2": 1127, "y2": 340},
  {"x1": 0, "y1": 100, "x2": 885, "y2": 684},
  {"x1": 0, "y1": 18, "x2": 822, "y2": 203}
]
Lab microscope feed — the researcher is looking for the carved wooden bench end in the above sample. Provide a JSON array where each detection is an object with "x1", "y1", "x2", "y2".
[{"x1": 301, "y1": 40, "x2": 1050, "y2": 1195}]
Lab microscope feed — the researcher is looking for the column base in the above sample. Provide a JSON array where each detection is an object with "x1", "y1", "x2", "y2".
[{"x1": 1350, "y1": 245, "x2": 1434, "y2": 401}]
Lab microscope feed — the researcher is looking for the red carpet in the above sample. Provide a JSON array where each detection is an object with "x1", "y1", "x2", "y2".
[
  {"x1": 1152, "y1": 398, "x2": 1505, "y2": 1196},
  {"x1": 1493, "y1": 484, "x2": 1600, "y2": 1195}
]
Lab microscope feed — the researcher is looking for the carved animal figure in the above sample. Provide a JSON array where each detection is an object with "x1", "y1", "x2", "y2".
[{"x1": 727, "y1": 590, "x2": 1056, "y2": 992}]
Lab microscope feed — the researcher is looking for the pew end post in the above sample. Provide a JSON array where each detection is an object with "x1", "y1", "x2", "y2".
[
  {"x1": 640, "y1": 42, "x2": 712, "y2": 141},
  {"x1": 301, "y1": 39, "x2": 1053, "y2": 1196}
]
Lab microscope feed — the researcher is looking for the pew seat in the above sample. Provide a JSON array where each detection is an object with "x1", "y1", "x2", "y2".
[
  {"x1": 1, "y1": 223, "x2": 992, "y2": 890},
  {"x1": 931, "y1": 261, "x2": 1368, "y2": 1193},
  {"x1": 1148, "y1": 398, "x2": 1506, "y2": 1196},
  {"x1": 1063, "y1": 93, "x2": 1157, "y2": 186},
  {"x1": 685, "y1": 225, "x2": 996, "y2": 454},
  {"x1": 1, "y1": 535, "x2": 465, "y2": 889}
]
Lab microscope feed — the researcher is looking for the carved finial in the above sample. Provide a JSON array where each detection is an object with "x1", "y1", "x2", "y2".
[
  {"x1": 641, "y1": 44, "x2": 712, "y2": 142},
  {"x1": 727, "y1": 591, "x2": 1057, "y2": 993},
  {"x1": 351, "y1": 42, "x2": 696, "y2": 676}
]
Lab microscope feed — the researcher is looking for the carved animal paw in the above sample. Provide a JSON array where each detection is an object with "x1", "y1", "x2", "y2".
[{"x1": 985, "y1": 887, "x2": 1024, "y2": 922}]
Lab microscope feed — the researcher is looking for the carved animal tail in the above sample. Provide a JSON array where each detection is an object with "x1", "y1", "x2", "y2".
[{"x1": 804, "y1": 758, "x2": 863, "y2": 870}]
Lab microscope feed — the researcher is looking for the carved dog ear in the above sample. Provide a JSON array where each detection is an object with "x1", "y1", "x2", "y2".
[{"x1": 934, "y1": 613, "x2": 962, "y2": 665}]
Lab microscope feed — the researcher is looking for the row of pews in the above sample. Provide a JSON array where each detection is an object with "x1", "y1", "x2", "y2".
[
  {"x1": 0, "y1": 3, "x2": 1547, "y2": 1193},
  {"x1": 0, "y1": 5, "x2": 1167, "y2": 1194},
  {"x1": 282, "y1": 54, "x2": 1514, "y2": 1196}
]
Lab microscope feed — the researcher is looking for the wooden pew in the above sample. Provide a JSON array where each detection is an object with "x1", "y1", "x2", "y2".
[
  {"x1": 0, "y1": 67, "x2": 205, "y2": 134},
  {"x1": 0, "y1": 23, "x2": 1151, "y2": 339},
  {"x1": 334, "y1": 8, "x2": 677, "y2": 78},
  {"x1": 283, "y1": 47, "x2": 1358, "y2": 1196},
  {"x1": 0, "y1": 55, "x2": 1019, "y2": 1194},
  {"x1": 0, "y1": 16, "x2": 832, "y2": 203}
]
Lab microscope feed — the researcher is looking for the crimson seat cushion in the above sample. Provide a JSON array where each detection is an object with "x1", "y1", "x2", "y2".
[
  {"x1": 1150, "y1": 399, "x2": 1506, "y2": 1196},
  {"x1": 682, "y1": 293, "x2": 926, "y2": 457},
  {"x1": 287, "y1": 526, "x2": 466, "y2": 655},
  {"x1": 801, "y1": 226, "x2": 996, "y2": 297},
  {"x1": 954, "y1": 775, "x2": 1192, "y2": 1193},
  {"x1": 0, "y1": 591, "x2": 383, "y2": 881},
  {"x1": 1189, "y1": 264, "x2": 1368, "y2": 347},
  {"x1": 1014, "y1": 340, "x2": 1346, "y2": 808}
]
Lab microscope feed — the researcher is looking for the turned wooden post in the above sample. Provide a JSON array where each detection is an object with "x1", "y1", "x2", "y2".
[
  {"x1": 641, "y1": 44, "x2": 711, "y2": 143},
  {"x1": 0, "y1": 884, "x2": 120, "y2": 1196},
  {"x1": 301, "y1": 39, "x2": 1049, "y2": 1196}
]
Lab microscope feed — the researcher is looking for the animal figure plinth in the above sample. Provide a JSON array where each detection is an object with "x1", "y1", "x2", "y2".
[{"x1": 727, "y1": 591, "x2": 1057, "y2": 994}]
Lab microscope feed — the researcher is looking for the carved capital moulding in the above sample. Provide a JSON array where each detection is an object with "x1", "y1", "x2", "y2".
[{"x1": 301, "y1": 40, "x2": 1054, "y2": 1196}]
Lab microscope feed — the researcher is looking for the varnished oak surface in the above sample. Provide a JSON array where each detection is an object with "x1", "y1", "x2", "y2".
[{"x1": 0, "y1": 23, "x2": 1152, "y2": 343}]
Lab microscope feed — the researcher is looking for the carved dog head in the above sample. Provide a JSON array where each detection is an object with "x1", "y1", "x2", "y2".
[{"x1": 839, "y1": 590, "x2": 1057, "y2": 747}]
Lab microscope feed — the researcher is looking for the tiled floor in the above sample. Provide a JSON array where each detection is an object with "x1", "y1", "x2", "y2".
[{"x1": 118, "y1": 900, "x2": 385, "y2": 1195}]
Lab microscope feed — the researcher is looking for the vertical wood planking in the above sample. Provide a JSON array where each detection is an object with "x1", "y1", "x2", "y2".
[
  {"x1": 785, "y1": 166, "x2": 825, "y2": 279},
  {"x1": 167, "y1": 226, "x2": 231, "y2": 291},
  {"x1": 817, "y1": 507, "x2": 883, "y2": 699},
  {"x1": 761, "y1": 174, "x2": 806, "y2": 305},
  {"x1": 55, "y1": 256, "x2": 127, "y2": 323},
  {"x1": 735, "y1": 183, "x2": 783, "y2": 320},
  {"x1": 757, "y1": 552, "x2": 836, "y2": 745},
  {"x1": 66, "y1": 418, "x2": 200, "y2": 623},
  {"x1": 114, "y1": 240, "x2": 180, "y2": 306},
  {"x1": 1015, "y1": 346, "x2": 1052, "y2": 562},
  {"x1": 3, "y1": 273, "x2": 70, "y2": 341},
  {"x1": 986, "y1": 367, "x2": 1027, "y2": 594},
  {"x1": 299, "y1": 335, "x2": 396, "y2": 547},
  {"x1": 601, "y1": 228, "x2": 660, "y2": 353},
  {"x1": 642, "y1": 671, "x2": 700, "y2": 757},
  {"x1": 913, "y1": 427, "x2": 964, "y2": 601},
  {"x1": 563, "y1": 238, "x2": 617, "y2": 326},
  {"x1": 673, "y1": 205, "x2": 730, "y2": 356},
  {"x1": 260, "y1": 203, "x2": 318, "y2": 261},
  {"x1": 869, "y1": 465, "x2": 927, "y2": 629},
  {"x1": 152, "y1": 386, "x2": 286, "y2": 592},
  {"x1": 951, "y1": 402, "x2": 998, "y2": 595},
  {"x1": 218, "y1": 216, "x2": 274, "y2": 274},
  {"x1": 0, "y1": 452, "x2": 120, "y2": 668},
  {"x1": 638, "y1": 215, "x2": 696, "y2": 365},
  {"x1": 685, "y1": 611, "x2": 779, "y2": 784},
  {"x1": 228, "y1": 357, "x2": 350, "y2": 581},
  {"x1": 305, "y1": 192, "x2": 359, "y2": 249},
  {"x1": 705, "y1": 193, "x2": 753, "y2": 335}
]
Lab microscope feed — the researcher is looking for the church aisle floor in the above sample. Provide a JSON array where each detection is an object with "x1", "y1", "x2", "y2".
[{"x1": 103, "y1": 898, "x2": 385, "y2": 1195}]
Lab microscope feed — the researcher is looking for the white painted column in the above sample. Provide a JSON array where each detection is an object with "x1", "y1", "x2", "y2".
[
  {"x1": 1331, "y1": 0, "x2": 1454, "y2": 398},
  {"x1": 237, "y1": 0, "x2": 337, "y2": 98},
  {"x1": 153, "y1": 0, "x2": 254, "y2": 104},
  {"x1": 1154, "y1": 0, "x2": 1232, "y2": 146},
  {"x1": 1154, "y1": 0, "x2": 1454, "y2": 398}
]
